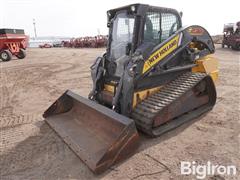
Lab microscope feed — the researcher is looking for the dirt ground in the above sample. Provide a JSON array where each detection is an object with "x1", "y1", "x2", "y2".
[{"x1": 0, "y1": 45, "x2": 239, "y2": 180}]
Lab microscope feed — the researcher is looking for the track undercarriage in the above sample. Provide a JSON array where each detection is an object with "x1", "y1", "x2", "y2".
[{"x1": 132, "y1": 72, "x2": 216, "y2": 136}]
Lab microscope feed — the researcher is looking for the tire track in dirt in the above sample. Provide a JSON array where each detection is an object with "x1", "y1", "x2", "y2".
[
  {"x1": 0, "y1": 122, "x2": 67, "y2": 177},
  {"x1": 0, "y1": 61, "x2": 82, "y2": 175},
  {"x1": 0, "y1": 114, "x2": 42, "y2": 129},
  {"x1": 0, "y1": 49, "x2": 107, "y2": 179},
  {"x1": 0, "y1": 62, "x2": 78, "y2": 127}
]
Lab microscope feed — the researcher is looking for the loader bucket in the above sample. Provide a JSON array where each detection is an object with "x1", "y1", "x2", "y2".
[{"x1": 43, "y1": 90, "x2": 139, "y2": 174}]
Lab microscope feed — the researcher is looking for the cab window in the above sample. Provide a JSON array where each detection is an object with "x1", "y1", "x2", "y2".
[
  {"x1": 144, "y1": 11, "x2": 161, "y2": 44},
  {"x1": 161, "y1": 13, "x2": 179, "y2": 41},
  {"x1": 144, "y1": 11, "x2": 179, "y2": 44}
]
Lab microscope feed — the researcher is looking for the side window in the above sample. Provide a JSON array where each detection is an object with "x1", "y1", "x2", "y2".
[
  {"x1": 144, "y1": 11, "x2": 179, "y2": 44},
  {"x1": 114, "y1": 18, "x2": 135, "y2": 42},
  {"x1": 143, "y1": 11, "x2": 161, "y2": 44},
  {"x1": 161, "y1": 13, "x2": 179, "y2": 41}
]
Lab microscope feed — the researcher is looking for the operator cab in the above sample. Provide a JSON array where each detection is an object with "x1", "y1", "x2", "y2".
[{"x1": 106, "y1": 4, "x2": 182, "y2": 77}]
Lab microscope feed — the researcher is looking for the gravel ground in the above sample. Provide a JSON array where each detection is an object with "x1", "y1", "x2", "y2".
[{"x1": 0, "y1": 45, "x2": 239, "y2": 180}]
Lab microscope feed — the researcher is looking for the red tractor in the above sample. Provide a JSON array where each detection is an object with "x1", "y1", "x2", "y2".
[
  {"x1": 0, "y1": 29, "x2": 28, "y2": 61},
  {"x1": 222, "y1": 22, "x2": 240, "y2": 50}
]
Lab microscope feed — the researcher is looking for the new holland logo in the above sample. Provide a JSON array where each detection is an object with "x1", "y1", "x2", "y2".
[{"x1": 142, "y1": 34, "x2": 180, "y2": 74}]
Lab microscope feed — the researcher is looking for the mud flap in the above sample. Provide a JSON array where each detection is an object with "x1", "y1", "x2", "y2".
[{"x1": 43, "y1": 90, "x2": 139, "y2": 174}]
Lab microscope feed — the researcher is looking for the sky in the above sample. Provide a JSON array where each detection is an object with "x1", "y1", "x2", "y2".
[{"x1": 1, "y1": 0, "x2": 239, "y2": 37}]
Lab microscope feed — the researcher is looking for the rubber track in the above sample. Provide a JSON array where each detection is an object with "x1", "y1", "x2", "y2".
[{"x1": 131, "y1": 72, "x2": 206, "y2": 135}]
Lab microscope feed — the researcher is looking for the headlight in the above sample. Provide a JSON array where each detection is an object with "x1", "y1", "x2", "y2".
[
  {"x1": 131, "y1": 5, "x2": 136, "y2": 12},
  {"x1": 128, "y1": 64, "x2": 137, "y2": 77}
]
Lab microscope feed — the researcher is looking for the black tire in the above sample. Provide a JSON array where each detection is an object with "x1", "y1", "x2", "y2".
[
  {"x1": 222, "y1": 44, "x2": 225, "y2": 48},
  {"x1": 16, "y1": 48, "x2": 26, "y2": 59},
  {"x1": 0, "y1": 50, "x2": 12, "y2": 61}
]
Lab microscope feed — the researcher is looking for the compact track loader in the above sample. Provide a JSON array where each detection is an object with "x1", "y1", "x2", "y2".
[{"x1": 43, "y1": 4, "x2": 218, "y2": 174}]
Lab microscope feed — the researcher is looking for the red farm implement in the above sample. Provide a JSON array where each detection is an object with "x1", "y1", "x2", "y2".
[
  {"x1": 93, "y1": 35, "x2": 108, "y2": 48},
  {"x1": 63, "y1": 35, "x2": 108, "y2": 48},
  {"x1": 0, "y1": 29, "x2": 28, "y2": 61}
]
